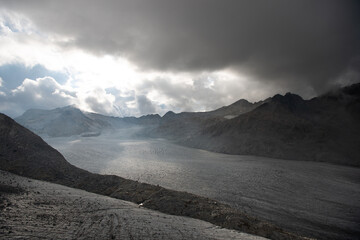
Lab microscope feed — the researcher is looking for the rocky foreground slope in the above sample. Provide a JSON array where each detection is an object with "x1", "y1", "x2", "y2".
[
  {"x1": 0, "y1": 170, "x2": 267, "y2": 240},
  {"x1": 0, "y1": 113, "x2": 306, "y2": 240}
]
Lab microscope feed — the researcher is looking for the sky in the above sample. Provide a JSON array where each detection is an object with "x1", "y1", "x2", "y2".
[{"x1": 0, "y1": 0, "x2": 359, "y2": 118}]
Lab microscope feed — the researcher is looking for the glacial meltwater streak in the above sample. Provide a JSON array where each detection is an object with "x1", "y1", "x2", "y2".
[{"x1": 45, "y1": 128, "x2": 360, "y2": 239}]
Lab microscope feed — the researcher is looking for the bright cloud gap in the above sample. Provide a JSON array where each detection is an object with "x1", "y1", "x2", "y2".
[
  {"x1": 0, "y1": 10, "x2": 283, "y2": 118},
  {"x1": 0, "y1": 5, "x2": 358, "y2": 118}
]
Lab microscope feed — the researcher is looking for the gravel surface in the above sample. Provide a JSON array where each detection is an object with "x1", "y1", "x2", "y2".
[{"x1": 0, "y1": 170, "x2": 267, "y2": 240}]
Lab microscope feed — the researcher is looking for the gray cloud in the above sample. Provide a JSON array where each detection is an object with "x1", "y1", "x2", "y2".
[
  {"x1": 0, "y1": 77, "x2": 75, "y2": 117},
  {"x1": 0, "y1": 77, "x2": 128, "y2": 118},
  {"x1": 1, "y1": 0, "x2": 359, "y2": 97},
  {"x1": 136, "y1": 95, "x2": 156, "y2": 115},
  {"x1": 82, "y1": 88, "x2": 115, "y2": 115},
  {"x1": 139, "y1": 74, "x2": 276, "y2": 114}
]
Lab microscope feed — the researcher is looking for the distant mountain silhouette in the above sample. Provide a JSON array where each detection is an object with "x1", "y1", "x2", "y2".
[
  {"x1": 14, "y1": 95, "x2": 263, "y2": 140},
  {"x1": 182, "y1": 84, "x2": 360, "y2": 166},
  {"x1": 206, "y1": 98, "x2": 265, "y2": 118},
  {"x1": 15, "y1": 106, "x2": 108, "y2": 137},
  {"x1": 15, "y1": 106, "x2": 160, "y2": 137},
  {"x1": 0, "y1": 113, "x2": 304, "y2": 240},
  {"x1": 148, "y1": 99, "x2": 263, "y2": 140},
  {"x1": 14, "y1": 83, "x2": 360, "y2": 166}
]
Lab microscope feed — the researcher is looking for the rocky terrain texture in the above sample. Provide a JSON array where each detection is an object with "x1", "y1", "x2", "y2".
[
  {"x1": 15, "y1": 83, "x2": 360, "y2": 166},
  {"x1": 0, "y1": 113, "x2": 306, "y2": 240},
  {"x1": 0, "y1": 170, "x2": 268, "y2": 240}
]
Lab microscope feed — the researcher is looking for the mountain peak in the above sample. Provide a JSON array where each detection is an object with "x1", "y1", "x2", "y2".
[
  {"x1": 227, "y1": 99, "x2": 252, "y2": 108},
  {"x1": 57, "y1": 104, "x2": 79, "y2": 111},
  {"x1": 317, "y1": 82, "x2": 360, "y2": 103},
  {"x1": 233, "y1": 98, "x2": 251, "y2": 105},
  {"x1": 342, "y1": 82, "x2": 360, "y2": 96},
  {"x1": 271, "y1": 92, "x2": 304, "y2": 108},
  {"x1": 273, "y1": 92, "x2": 303, "y2": 101},
  {"x1": 163, "y1": 111, "x2": 176, "y2": 118},
  {"x1": 250, "y1": 92, "x2": 307, "y2": 114}
]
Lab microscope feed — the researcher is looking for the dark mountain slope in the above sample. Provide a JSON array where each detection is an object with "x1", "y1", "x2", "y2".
[
  {"x1": 206, "y1": 98, "x2": 265, "y2": 118},
  {"x1": 184, "y1": 84, "x2": 360, "y2": 166},
  {"x1": 0, "y1": 113, "x2": 304, "y2": 240},
  {"x1": 149, "y1": 99, "x2": 263, "y2": 140}
]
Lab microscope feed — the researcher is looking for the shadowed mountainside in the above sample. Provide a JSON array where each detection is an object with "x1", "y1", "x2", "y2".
[
  {"x1": 182, "y1": 84, "x2": 360, "y2": 166},
  {"x1": 146, "y1": 98, "x2": 264, "y2": 140},
  {"x1": 0, "y1": 113, "x2": 307, "y2": 240}
]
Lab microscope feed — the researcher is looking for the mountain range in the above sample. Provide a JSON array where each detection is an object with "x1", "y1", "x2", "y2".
[
  {"x1": 0, "y1": 112, "x2": 304, "y2": 240},
  {"x1": 180, "y1": 84, "x2": 360, "y2": 166},
  {"x1": 15, "y1": 83, "x2": 360, "y2": 166},
  {"x1": 15, "y1": 105, "x2": 161, "y2": 137}
]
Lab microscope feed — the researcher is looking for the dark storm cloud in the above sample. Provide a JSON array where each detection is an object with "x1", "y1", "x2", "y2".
[{"x1": 1, "y1": 0, "x2": 360, "y2": 95}]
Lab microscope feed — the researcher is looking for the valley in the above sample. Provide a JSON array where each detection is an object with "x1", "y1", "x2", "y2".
[
  {"x1": 6, "y1": 83, "x2": 360, "y2": 239},
  {"x1": 45, "y1": 128, "x2": 360, "y2": 240},
  {"x1": 1, "y1": 2, "x2": 359, "y2": 239}
]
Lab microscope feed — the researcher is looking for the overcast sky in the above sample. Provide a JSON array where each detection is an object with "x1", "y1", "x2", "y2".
[{"x1": 0, "y1": 0, "x2": 359, "y2": 117}]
